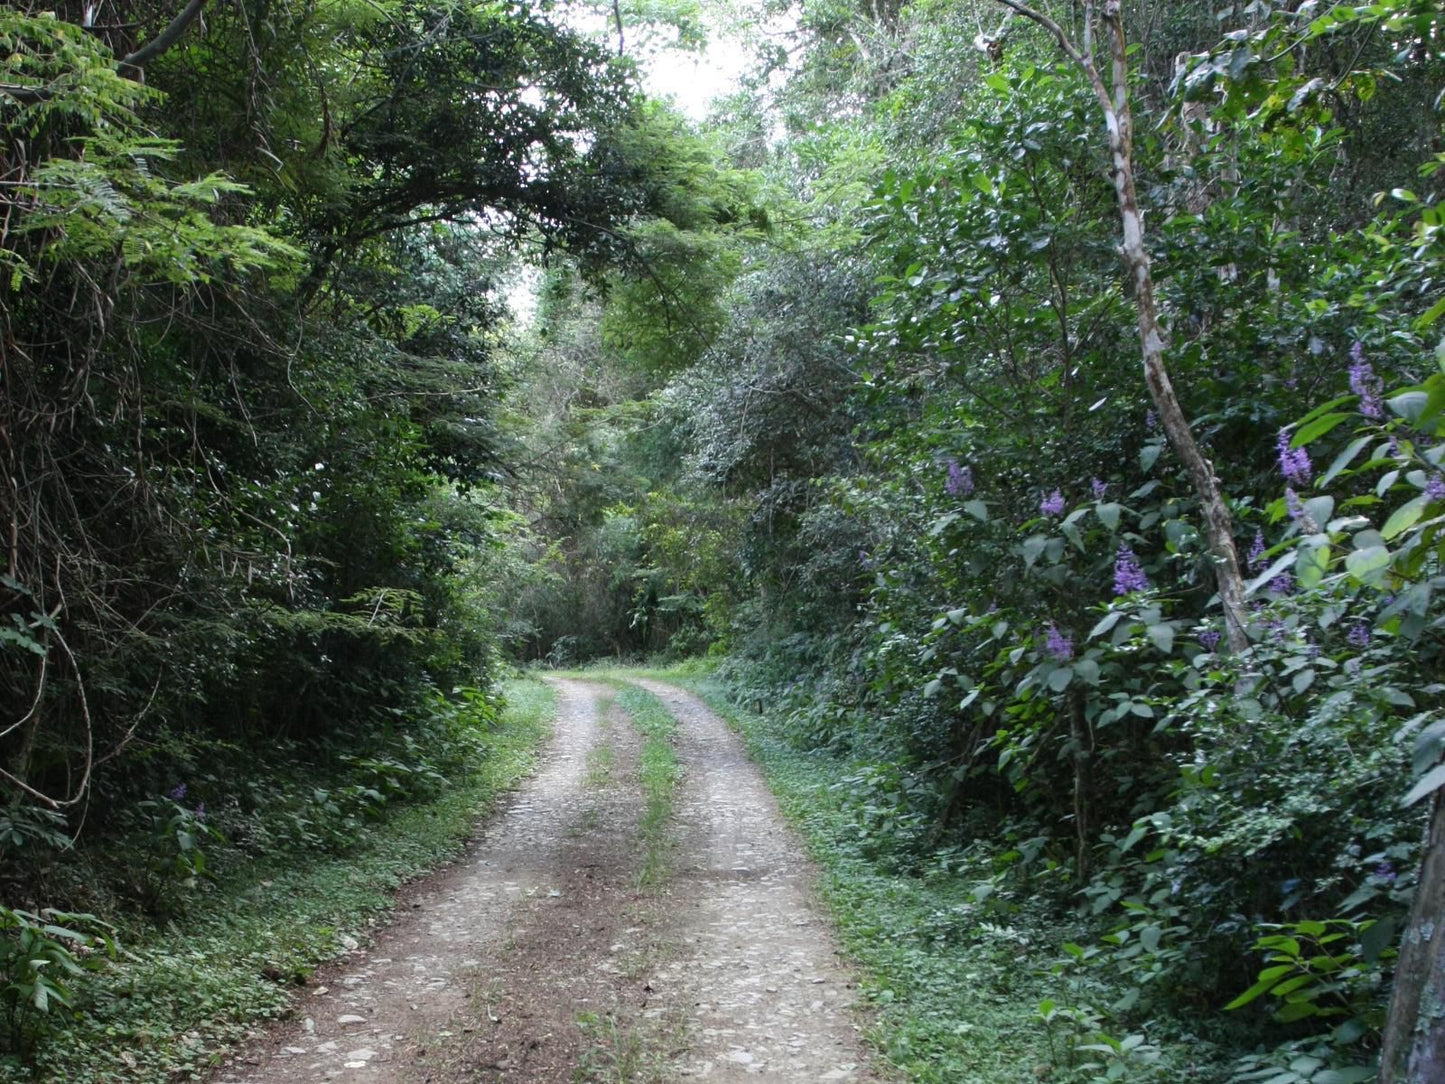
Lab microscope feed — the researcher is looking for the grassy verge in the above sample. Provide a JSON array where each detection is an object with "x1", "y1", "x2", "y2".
[
  {"x1": 651, "y1": 667, "x2": 1069, "y2": 1083},
  {"x1": 608, "y1": 684, "x2": 681, "y2": 891},
  {"x1": 28, "y1": 678, "x2": 555, "y2": 1084}
]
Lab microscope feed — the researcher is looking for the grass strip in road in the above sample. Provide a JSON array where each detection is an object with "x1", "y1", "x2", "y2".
[
  {"x1": 29, "y1": 678, "x2": 556, "y2": 1084},
  {"x1": 608, "y1": 684, "x2": 681, "y2": 891},
  {"x1": 586, "y1": 696, "x2": 618, "y2": 788}
]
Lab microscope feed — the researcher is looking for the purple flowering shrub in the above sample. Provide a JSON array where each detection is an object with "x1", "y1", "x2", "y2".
[{"x1": 135, "y1": 790, "x2": 225, "y2": 914}]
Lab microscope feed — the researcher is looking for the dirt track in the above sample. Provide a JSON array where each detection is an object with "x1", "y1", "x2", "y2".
[{"x1": 210, "y1": 678, "x2": 876, "y2": 1083}]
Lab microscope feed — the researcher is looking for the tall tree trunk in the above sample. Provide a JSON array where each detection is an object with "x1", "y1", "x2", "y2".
[
  {"x1": 1380, "y1": 790, "x2": 1445, "y2": 1082},
  {"x1": 993, "y1": 0, "x2": 1249, "y2": 652}
]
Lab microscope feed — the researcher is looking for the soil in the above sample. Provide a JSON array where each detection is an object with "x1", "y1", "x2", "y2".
[{"x1": 208, "y1": 678, "x2": 880, "y2": 1083}]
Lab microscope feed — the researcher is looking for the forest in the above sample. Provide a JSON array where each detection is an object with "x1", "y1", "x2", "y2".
[{"x1": 0, "y1": 0, "x2": 1442, "y2": 1079}]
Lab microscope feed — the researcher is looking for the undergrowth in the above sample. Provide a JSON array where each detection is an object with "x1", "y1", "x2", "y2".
[{"x1": 11, "y1": 678, "x2": 554, "y2": 1083}]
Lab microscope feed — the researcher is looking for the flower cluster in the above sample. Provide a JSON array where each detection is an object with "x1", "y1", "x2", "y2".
[
  {"x1": 1091, "y1": 478, "x2": 1108, "y2": 500},
  {"x1": 1348, "y1": 342, "x2": 1384, "y2": 420},
  {"x1": 1284, "y1": 488, "x2": 1320, "y2": 533},
  {"x1": 945, "y1": 458, "x2": 974, "y2": 497},
  {"x1": 1277, "y1": 429, "x2": 1312, "y2": 485},
  {"x1": 169, "y1": 783, "x2": 188, "y2": 801},
  {"x1": 1198, "y1": 628, "x2": 1221, "y2": 652},
  {"x1": 1040, "y1": 489, "x2": 1065, "y2": 517},
  {"x1": 1246, "y1": 529, "x2": 1267, "y2": 573},
  {"x1": 1426, "y1": 473, "x2": 1445, "y2": 504},
  {"x1": 1113, "y1": 545, "x2": 1149, "y2": 595},
  {"x1": 1044, "y1": 623, "x2": 1073, "y2": 662},
  {"x1": 1346, "y1": 620, "x2": 1372, "y2": 648}
]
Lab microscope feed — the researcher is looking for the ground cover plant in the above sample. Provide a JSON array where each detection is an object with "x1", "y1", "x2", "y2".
[{"x1": 1, "y1": 678, "x2": 553, "y2": 1082}]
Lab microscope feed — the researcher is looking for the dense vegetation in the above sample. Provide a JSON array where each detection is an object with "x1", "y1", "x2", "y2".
[
  {"x1": 497, "y1": 0, "x2": 1445, "y2": 1078},
  {"x1": 3, "y1": 0, "x2": 1444, "y2": 1079}
]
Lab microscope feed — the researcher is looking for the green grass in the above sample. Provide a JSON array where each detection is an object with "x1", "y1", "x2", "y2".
[
  {"x1": 608, "y1": 684, "x2": 680, "y2": 891},
  {"x1": 26, "y1": 678, "x2": 555, "y2": 1084}
]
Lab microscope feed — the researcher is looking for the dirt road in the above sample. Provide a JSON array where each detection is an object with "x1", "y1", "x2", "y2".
[{"x1": 210, "y1": 678, "x2": 875, "y2": 1083}]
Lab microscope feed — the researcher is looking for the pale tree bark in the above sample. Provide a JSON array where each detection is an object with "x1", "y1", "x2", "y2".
[
  {"x1": 1380, "y1": 788, "x2": 1445, "y2": 1083},
  {"x1": 992, "y1": 0, "x2": 1249, "y2": 652}
]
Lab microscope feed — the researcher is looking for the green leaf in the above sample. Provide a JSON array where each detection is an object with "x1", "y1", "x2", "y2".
[
  {"x1": 1247, "y1": 551, "x2": 1298, "y2": 596},
  {"x1": 1146, "y1": 624, "x2": 1174, "y2": 654},
  {"x1": 1402, "y1": 762, "x2": 1445, "y2": 807},
  {"x1": 1022, "y1": 535, "x2": 1048, "y2": 569},
  {"x1": 1225, "y1": 964, "x2": 1296, "y2": 1010},
  {"x1": 1382, "y1": 495, "x2": 1427, "y2": 540},
  {"x1": 1320, "y1": 435, "x2": 1372, "y2": 487},
  {"x1": 1389, "y1": 391, "x2": 1430, "y2": 425},
  {"x1": 1360, "y1": 917, "x2": 1397, "y2": 964},
  {"x1": 1345, "y1": 545, "x2": 1390, "y2": 585},
  {"x1": 1089, "y1": 611, "x2": 1123, "y2": 639},
  {"x1": 1314, "y1": 1070, "x2": 1377, "y2": 1084},
  {"x1": 1416, "y1": 294, "x2": 1445, "y2": 331},
  {"x1": 1292, "y1": 412, "x2": 1350, "y2": 446},
  {"x1": 1293, "y1": 394, "x2": 1354, "y2": 428},
  {"x1": 1047, "y1": 667, "x2": 1073, "y2": 692},
  {"x1": 1140, "y1": 925, "x2": 1162, "y2": 953},
  {"x1": 1303, "y1": 495, "x2": 1334, "y2": 527},
  {"x1": 1140, "y1": 443, "x2": 1163, "y2": 472},
  {"x1": 1096, "y1": 502, "x2": 1121, "y2": 531},
  {"x1": 963, "y1": 499, "x2": 989, "y2": 522},
  {"x1": 1297, "y1": 538, "x2": 1331, "y2": 589}
]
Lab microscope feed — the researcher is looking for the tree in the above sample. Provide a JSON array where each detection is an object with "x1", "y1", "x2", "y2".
[{"x1": 991, "y1": 0, "x2": 1250, "y2": 650}]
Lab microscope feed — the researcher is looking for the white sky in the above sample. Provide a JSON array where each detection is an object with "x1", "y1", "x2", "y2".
[{"x1": 643, "y1": 39, "x2": 751, "y2": 119}]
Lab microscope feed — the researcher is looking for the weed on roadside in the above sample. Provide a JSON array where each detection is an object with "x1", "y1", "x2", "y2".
[{"x1": 22, "y1": 679, "x2": 555, "y2": 1084}]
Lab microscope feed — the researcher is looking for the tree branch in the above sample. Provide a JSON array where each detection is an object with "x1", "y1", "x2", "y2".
[{"x1": 118, "y1": 0, "x2": 208, "y2": 74}]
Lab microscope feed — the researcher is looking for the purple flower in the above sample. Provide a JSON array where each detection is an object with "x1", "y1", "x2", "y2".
[
  {"x1": 1091, "y1": 478, "x2": 1109, "y2": 500},
  {"x1": 1247, "y1": 530, "x2": 1267, "y2": 574},
  {"x1": 1285, "y1": 487, "x2": 1305, "y2": 521},
  {"x1": 1347, "y1": 620, "x2": 1371, "y2": 648},
  {"x1": 1278, "y1": 429, "x2": 1312, "y2": 485},
  {"x1": 1044, "y1": 623, "x2": 1073, "y2": 662},
  {"x1": 1284, "y1": 487, "x2": 1322, "y2": 533},
  {"x1": 1388, "y1": 433, "x2": 1401, "y2": 458},
  {"x1": 1113, "y1": 545, "x2": 1150, "y2": 595},
  {"x1": 1145, "y1": 409, "x2": 1158, "y2": 431},
  {"x1": 1374, "y1": 860, "x2": 1396, "y2": 883},
  {"x1": 1349, "y1": 343, "x2": 1384, "y2": 420},
  {"x1": 1426, "y1": 474, "x2": 1445, "y2": 503},
  {"x1": 1040, "y1": 489, "x2": 1065, "y2": 517},
  {"x1": 1269, "y1": 570, "x2": 1295, "y2": 595},
  {"x1": 195, "y1": 803, "x2": 206, "y2": 823},
  {"x1": 169, "y1": 783, "x2": 187, "y2": 801},
  {"x1": 1199, "y1": 629, "x2": 1221, "y2": 652},
  {"x1": 945, "y1": 459, "x2": 974, "y2": 497}
]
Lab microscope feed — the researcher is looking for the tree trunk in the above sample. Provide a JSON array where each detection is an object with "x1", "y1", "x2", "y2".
[
  {"x1": 1380, "y1": 790, "x2": 1445, "y2": 1083},
  {"x1": 993, "y1": 0, "x2": 1250, "y2": 652}
]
